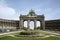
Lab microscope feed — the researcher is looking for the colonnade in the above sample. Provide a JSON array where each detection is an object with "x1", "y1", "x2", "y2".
[{"x1": 0, "y1": 21, "x2": 17, "y2": 32}]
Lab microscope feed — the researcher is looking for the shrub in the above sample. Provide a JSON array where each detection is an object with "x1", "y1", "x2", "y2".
[
  {"x1": 20, "y1": 31, "x2": 31, "y2": 35},
  {"x1": 23, "y1": 27, "x2": 27, "y2": 31},
  {"x1": 20, "y1": 30, "x2": 40, "y2": 35},
  {"x1": 0, "y1": 29, "x2": 2, "y2": 33},
  {"x1": 37, "y1": 27, "x2": 40, "y2": 29}
]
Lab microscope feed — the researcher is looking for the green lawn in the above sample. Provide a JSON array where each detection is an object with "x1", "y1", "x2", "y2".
[
  {"x1": 0, "y1": 36, "x2": 60, "y2": 40},
  {"x1": 0, "y1": 30, "x2": 60, "y2": 40}
]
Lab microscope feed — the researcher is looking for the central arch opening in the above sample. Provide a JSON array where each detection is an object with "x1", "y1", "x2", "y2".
[{"x1": 30, "y1": 21, "x2": 34, "y2": 30}]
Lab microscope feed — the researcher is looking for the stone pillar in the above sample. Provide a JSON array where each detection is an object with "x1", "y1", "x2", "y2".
[
  {"x1": 39, "y1": 21, "x2": 41, "y2": 30},
  {"x1": 27, "y1": 20, "x2": 30, "y2": 29},
  {"x1": 11, "y1": 22, "x2": 12, "y2": 29},
  {"x1": 40, "y1": 21, "x2": 42, "y2": 29},
  {"x1": 41, "y1": 20, "x2": 45, "y2": 30},
  {"x1": 2, "y1": 22, "x2": 4, "y2": 32},
  {"x1": 20, "y1": 19, "x2": 24, "y2": 30},
  {"x1": 7, "y1": 23, "x2": 11, "y2": 29},
  {"x1": 19, "y1": 19, "x2": 20, "y2": 30},
  {"x1": 34, "y1": 20, "x2": 36, "y2": 30},
  {"x1": 5, "y1": 22, "x2": 6, "y2": 31}
]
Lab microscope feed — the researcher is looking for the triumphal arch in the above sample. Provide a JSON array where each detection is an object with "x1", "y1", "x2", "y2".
[{"x1": 19, "y1": 10, "x2": 45, "y2": 30}]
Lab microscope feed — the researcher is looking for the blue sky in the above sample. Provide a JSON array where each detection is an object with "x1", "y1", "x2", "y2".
[{"x1": 0, "y1": 0, "x2": 60, "y2": 20}]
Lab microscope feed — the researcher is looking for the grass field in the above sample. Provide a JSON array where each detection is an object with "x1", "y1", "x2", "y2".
[
  {"x1": 0, "y1": 36, "x2": 60, "y2": 40},
  {"x1": 0, "y1": 30, "x2": 60, "y2": 40}
]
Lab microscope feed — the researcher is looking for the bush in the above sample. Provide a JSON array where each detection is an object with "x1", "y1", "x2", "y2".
[
  {"x1": 23, "y1": 27, "x2": 27, "y2": 31},
  {"x1": 0, "y1": 29, "x2": 2, "y2": 33},
  {"x1": 37, "y1": 27, "x2": 40, "y2": 29},
  {"x1": 20, "y1": 31, "x2": 31, "y2": 35},
  {"x1": 10, "y1": 29, "x2": 16, "y2": 32},
  {"x1": 20, "y1": 30, "x2": 40, "y2": 35}
]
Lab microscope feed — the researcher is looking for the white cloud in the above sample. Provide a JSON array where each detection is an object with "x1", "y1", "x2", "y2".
[
  {"x1": 0, "y1": 0, "x2": 19, "y2": 20},
  {"x1": 0, "y1": 5, "x2": 15, "y2": 16}
]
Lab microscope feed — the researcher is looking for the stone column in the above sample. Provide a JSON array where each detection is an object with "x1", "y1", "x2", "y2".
[
  {"x1": 41, "y1": 20, "x2": 45, "y2": 30},
  {"x1": 27, "y1": 20, "x2": 30, "y2": 29},
  {"x1": 2, "y1": 22, "x2": 4, "y2": 32},
  {"x1": 40, "y1": 21, "x2": 42, "y2": 29},
  {"x1": 34, "y1": 20, "x2": 36, "y2": 30},
  {"x1": 19, "y1": 19, "x2": 20, "y2": 30},
  {"x1": 9, "y1": 22, "x2": 10, "y2": 29},
  {"x1": 4, "y1": 22, "x2": 5, "y2": 30},
  {"x1": 20, "y1": 19, "x2": 23, "y2": 30},
  {"x1": 11, "y1": 22, "x2": 12, "y2": 29},
  {"x1": 39, "y1": 21, "x2": 41, "y2": 30}
]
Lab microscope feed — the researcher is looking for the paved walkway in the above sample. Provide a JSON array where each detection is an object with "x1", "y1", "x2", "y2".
[
  {"x1": 0, "y1": 31, "x2": 21, "y2": 35},
  {"x1": 41, "y1": 30, "x2": 60, "y2": 35}
]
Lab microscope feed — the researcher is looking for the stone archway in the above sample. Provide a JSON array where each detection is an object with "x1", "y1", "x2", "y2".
[{"x1": 19, "y1": 10, "x2": 45, "y2": 30}]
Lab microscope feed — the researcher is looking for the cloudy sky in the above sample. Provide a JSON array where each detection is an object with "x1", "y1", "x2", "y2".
[{"x1": 0, "y1": 0, "x2": 60, "y2": 20}]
